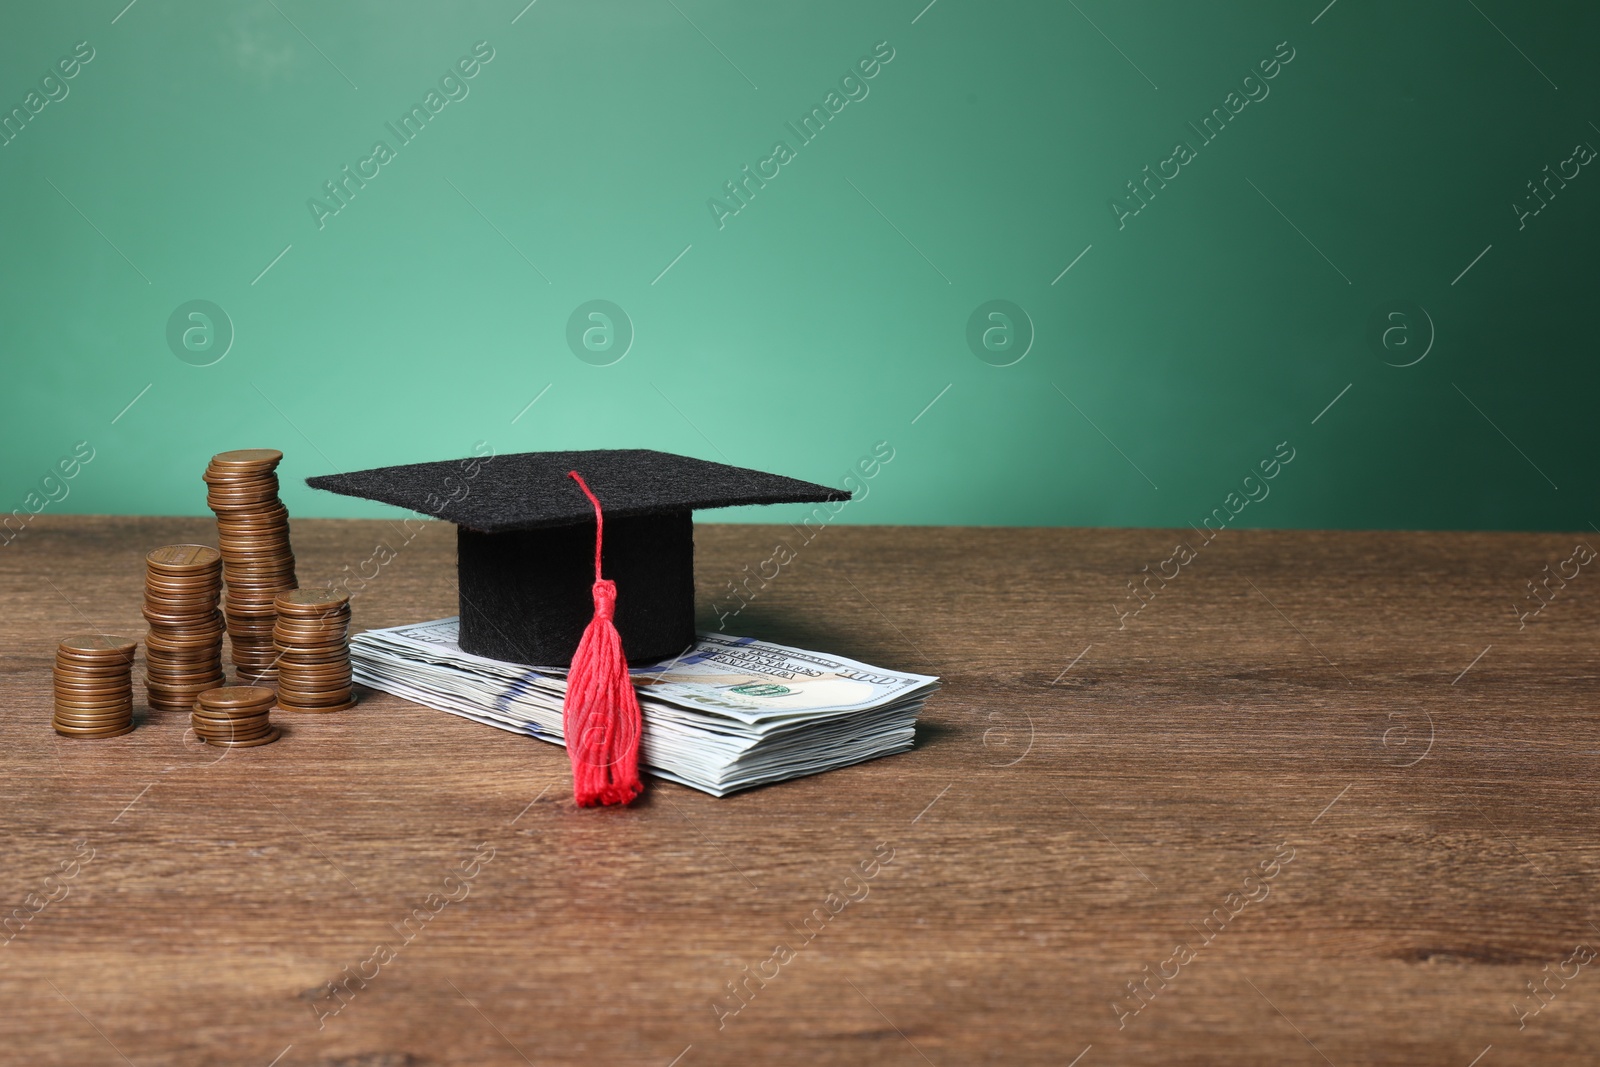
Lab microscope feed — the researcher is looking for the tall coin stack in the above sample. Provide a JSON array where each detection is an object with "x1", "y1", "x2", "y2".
[
  {"x1": 273, "y1": 590, "x2": 357, "y2": 712},
  {"x1": 53, "y1": 635, "x2": 137, "y2": 739},
  {"x1": 192, "y1": 686, "x2": 280, "y2": 747},
  {"x1": 143, "y1": 545, "x2": 227, "y2": 712},
  {"x1": 206, "y1": 449, "x2": 297, "y2": 685}
]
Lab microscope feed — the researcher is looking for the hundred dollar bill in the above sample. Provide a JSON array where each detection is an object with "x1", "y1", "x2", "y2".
[{"x1": 350, "y1": 617, "x2": 938, "y2": 796}]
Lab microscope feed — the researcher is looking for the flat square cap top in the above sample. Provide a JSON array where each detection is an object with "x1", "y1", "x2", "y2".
[{"x1": 305, "y1": 449, "x2": 850, "y2": 533}]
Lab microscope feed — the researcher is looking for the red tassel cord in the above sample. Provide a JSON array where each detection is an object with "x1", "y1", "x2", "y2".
[{"x1": 561, "y1": 471, "x2": 644, "y2": 807}]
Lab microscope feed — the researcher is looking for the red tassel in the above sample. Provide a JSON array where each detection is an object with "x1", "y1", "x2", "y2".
[{"x1": 561, "y1": 471, "x2": 644, "y2": 807}]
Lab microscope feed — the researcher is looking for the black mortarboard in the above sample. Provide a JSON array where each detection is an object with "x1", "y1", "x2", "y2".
[{"x1": 306, "y1": 449, "x2": 850, "y2": 667}]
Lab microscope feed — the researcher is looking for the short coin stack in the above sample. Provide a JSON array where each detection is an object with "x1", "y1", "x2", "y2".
[
  {"x1": 274, "y1": 590, "x2": 357, "y2": 712},
  {"x1": 53, "y1": 635, "x2": 137, "y2": 738},
  {"x1": 143, "y1": 545, "x2": 226, "y2": 712},
  {"x1": 191, "y1": 686, "x2": 280, "y2": 747},
  {"x1": 206, "y1": 449, "x2": 298, "y2": 685}
]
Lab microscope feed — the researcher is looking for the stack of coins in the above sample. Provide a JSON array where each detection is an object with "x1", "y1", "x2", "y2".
[
  {"x1": 191, "y1": 686, "x2": 279, "y2": 747},
  {"x1": 273, "y1": 590, "x2": 357, "y2": 712},
  {"x1": 143, "y1": 545, "x2": 227, "y2": 712},
  {"x1": 206, "y1": 449, "x2": 297, "y2": 685},
  {"x1": 53, "y1": 635, "x2": 137, "y2": 738}
]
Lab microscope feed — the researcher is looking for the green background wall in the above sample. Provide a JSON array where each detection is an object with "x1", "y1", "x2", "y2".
[{"x1": 3, "y1": 0, "x2": 1595, "y2": 531}]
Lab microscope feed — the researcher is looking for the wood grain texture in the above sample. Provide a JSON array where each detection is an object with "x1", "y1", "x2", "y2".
[{"x1": 2, "y1": 515, "x2": 1597, "y2": 1066}]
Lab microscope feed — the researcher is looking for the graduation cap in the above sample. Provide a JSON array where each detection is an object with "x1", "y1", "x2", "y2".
[{"x1": 306, "y1": 449, "x2": 849, "y2": 806}]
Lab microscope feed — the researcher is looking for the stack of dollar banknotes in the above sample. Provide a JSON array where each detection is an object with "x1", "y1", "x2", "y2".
[{"x1": 352, "y1": 619, "x2": 940, "y2": 796}]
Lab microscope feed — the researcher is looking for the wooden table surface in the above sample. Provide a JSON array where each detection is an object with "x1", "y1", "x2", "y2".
[{"x1": 3, "y1": 515, "x2": 1596, "y2": 1066}]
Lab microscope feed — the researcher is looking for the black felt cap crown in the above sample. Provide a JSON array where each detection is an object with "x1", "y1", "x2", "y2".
[{"x1": 306, "y1": 449, "x2": 850, "y2": 666}]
